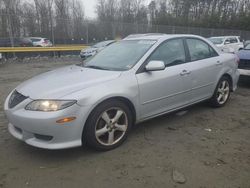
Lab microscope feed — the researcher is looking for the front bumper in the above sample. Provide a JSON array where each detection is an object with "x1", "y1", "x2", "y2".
[{"x1": 4, "y1": 92, "x2": 90, "y2": 150}]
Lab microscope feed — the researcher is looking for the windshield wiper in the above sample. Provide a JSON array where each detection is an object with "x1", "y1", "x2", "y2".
[{"x1": 84, "y1": 65, "x2": 110, "y2": 70}]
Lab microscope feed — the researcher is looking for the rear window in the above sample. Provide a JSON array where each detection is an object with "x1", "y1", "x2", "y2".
[{"x1": 187, "y1": 38, "x2": 218, "y2": 61}]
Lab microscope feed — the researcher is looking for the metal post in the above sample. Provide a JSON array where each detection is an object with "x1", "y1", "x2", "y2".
[
  {"x1": 49, "y1": 0, "x2": 55, "y2": 56},
  {"x1": 86, "y1": 21, "x2": 89, "y2": 44},
  {"x1": 112, "y1": 22, "x2": 116, "y2": 39}
]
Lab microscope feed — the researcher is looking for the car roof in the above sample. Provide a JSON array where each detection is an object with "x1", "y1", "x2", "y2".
[
  {"x1": 210, "y1": 36, "x2": 240, "y2": 38},
  {"x1": 123, "y1": 33, "x2": 205, "y2": 41}
]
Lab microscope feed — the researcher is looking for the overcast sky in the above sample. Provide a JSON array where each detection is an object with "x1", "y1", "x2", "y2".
[{"x1": 81, "y1": 0, "x2": 97, "y2": 19}]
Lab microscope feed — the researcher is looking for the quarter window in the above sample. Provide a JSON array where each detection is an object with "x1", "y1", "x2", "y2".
[
  {"x1": 148, "y1": 38, "x2": 186, "y2": 67},
  {"x1": 186, "y1": 38, "x2": 217, "y2": 61}
]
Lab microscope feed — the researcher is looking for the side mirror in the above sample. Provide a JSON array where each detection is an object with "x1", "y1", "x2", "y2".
[
  {"x1": 224, "y1": 41, "x2": 230, "y2": 45},
  {"x1": 239, "y1": 48, "x2": 243, "y2": 51},
  {"x1": 145, "y1": 61, "x2": 165, "y2": 71}
]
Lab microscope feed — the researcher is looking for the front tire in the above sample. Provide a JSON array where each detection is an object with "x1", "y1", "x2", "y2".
[
  {"x1": 83, "y1": 100, "x2": 132, "y2": 151},
  {"x1": 210, "y1": 76, "x2": 231, "y2": 107}
]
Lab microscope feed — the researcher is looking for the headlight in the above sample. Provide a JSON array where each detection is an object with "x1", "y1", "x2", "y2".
[{"x1": 25, "y1": 100, "x2": 76, "y2": 112}]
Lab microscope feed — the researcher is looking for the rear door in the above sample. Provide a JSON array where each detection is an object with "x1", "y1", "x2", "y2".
[{"x1": 184, "y1": 38, "x2": 222, "y2": 102}]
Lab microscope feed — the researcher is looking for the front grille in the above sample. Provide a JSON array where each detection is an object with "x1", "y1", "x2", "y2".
[
  {"x1": 239, "y1": 59, "x2": 250, "y2": 70},
  {"x1": 8, "y1": 90, "x2": 28, "y2": 109}
]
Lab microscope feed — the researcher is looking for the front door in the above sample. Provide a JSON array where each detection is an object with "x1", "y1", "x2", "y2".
[{"x1": 136, "y1": 38, "x2": 191, "y2": 119}]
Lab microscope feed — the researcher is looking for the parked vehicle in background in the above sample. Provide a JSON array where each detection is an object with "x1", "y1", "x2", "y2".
[
  {"x1": 80, "y1": 40, "x2": 115, "y2": 59},
  {"x1": 26, "y1": 37, "x2": 53, "y2": 47},
  {"x1": 0, "y1": 38, "x2": 33, "y2": 47},
  {"x1": 209, "y1": 36, "x2": 244, "y2": 53},
  {"x1": 244, "y1": 40, "x2": 250, "y2": 48},
  {"x1": 237, "y1": 43, "x2": 250, "y2": 76},
  {"x1": 4, "y1": 34, "x2": 239, "y2": 151}
]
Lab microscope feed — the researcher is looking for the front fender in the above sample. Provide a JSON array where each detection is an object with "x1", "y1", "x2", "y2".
[{"x1": 62, "y1": 72, "x2": 141, "y2": 122}]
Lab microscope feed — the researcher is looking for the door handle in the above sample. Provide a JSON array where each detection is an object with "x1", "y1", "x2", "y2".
[
  {"x1": 216, "y1": 61, "x2": 223, "y2": 66},
  {"x1": 180, "y1": 70, "x2": 191, "y2": 76}
]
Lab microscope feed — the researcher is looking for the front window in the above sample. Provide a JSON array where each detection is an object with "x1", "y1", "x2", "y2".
[
  {"x1": 83, "y1": 40, "x2": 156, "y2": 71},
  {"x1": 147, "y1": 38, "x2": 186, "y2": 67},
  {"x1": 209, "y1": 37, "x2": 225, "y2": 45}
]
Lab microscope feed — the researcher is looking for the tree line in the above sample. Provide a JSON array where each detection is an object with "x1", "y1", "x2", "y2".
[
  {"x1": 97, "y1": 0, "x2": 250, "y2": 30},
  {"x1": 0, "y1": 0, "x2": 85, "y2": 42},
  {"x1": 1, "y1": 0, "x2": 250, "y2": 43}
]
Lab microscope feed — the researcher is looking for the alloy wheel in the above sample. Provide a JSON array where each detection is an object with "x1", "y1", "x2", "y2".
[
  {"x1": 95, "y1": 108, "x2": 128, "y2": 146},
  {"x1": 216, "y1": 80, "x2": 230, "y2": 105}
]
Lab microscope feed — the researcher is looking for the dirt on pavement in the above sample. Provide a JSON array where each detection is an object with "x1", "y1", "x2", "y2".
[{"x1": 0, "y1": 57, "x2": 250, "y2": 188}]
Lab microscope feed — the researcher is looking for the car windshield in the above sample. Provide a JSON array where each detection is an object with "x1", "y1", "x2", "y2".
[
  {"x1": 245, "y1": 44, "x2": 250, "y2": 50},
  {"x1": 83, "y1": 40, "x2": 156, "y2": 71},
  {"x1": 209, "y1": 37, "x2": 225, "y2": 45}
]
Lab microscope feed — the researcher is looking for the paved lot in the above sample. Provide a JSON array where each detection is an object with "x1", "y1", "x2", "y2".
[{"x1": 0, "y1": 58, "x2": 250, "y2": 188}]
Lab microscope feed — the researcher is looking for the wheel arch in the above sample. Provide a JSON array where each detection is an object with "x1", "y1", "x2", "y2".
[{"x1": 84, "y1": 96, "x2": 137, "y2": 128}]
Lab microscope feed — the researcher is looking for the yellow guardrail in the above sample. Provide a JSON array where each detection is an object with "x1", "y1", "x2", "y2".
[{"x1": 0, "y1": 46, "x2": 88, "y2": 53}]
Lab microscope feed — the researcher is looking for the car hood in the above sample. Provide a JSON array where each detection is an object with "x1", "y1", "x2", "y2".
[
  {"x1": 237, "y1": 50, "x2": 250, "y2": 60},
  {"x1": 16, "y1": 65, "x2": 122, "y2": 99}
]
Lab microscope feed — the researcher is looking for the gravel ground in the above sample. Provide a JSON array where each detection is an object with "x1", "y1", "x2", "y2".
[{"x1": 0, "y1": 57, "x2": 250, "y2": 188}]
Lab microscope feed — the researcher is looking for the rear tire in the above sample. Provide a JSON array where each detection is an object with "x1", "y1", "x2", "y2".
[
  {"x1": 209, "y1": 76, "x2": 231, "y2": 107},
  {"x1": 82, "y1": 100, "x2": 132, "y2": 151}
]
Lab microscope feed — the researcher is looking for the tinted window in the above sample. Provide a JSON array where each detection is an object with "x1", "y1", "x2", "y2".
[
  {"x1": 187, "y1": 38, "x2": 217, "y2": 61},
  {"x1": 30, "y1": 38, "x2": 41, "y2": 42},
  {"x1": 229, "y1": 37, "x2": 237, "y2": 43},
  {"x1": 148, "y1": 38, "x2": 186, "y2": 67}
]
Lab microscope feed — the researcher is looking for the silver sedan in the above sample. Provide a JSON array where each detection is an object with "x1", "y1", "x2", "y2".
[{"x1": 4, "y1": 34, "x2": 240, "y2": 151}]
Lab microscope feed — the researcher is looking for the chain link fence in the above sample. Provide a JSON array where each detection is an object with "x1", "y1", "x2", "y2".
[{"x1": 1, "y1": 13, "x2": 250, "y2": 47}]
